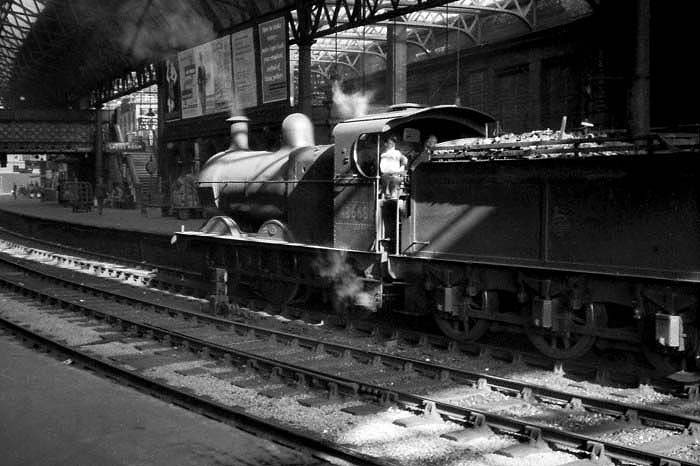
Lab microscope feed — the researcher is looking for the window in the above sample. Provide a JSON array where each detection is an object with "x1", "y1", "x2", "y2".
[
  {"x1": 354, "y1": 133, "x2": 380, "y2": 177},
  {"x1": 466, "y1": 70, "x2": 486, "y2": 112}
]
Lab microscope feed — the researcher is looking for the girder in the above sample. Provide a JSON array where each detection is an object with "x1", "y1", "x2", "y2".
[
  {"x1": 312, "y1": 55, "x2": 362, "y2": 77},
  {"x1": 1, "y1": 0, "x2": 299, "y2": 107},
  {"x1": 0, "y1": 0, "x2": 595, "y2": 108},
  {"x1": 88, "y1": 63, "x2": 157, "y2": 108},
  {"x1": 288, "y1": 0, "x2": 535, "y2": 44},
  {"x1": 312, "y1": 64, "x2": 353, "y2": 79},
  {"x1": 0, "y1": 0, "x2": 49, "y2": 101},
  {"x1": 317, "y1": 34, "x2": 430, "y2": 55},
  {"x1": 314, "y1": 12, "x2": 473, "y2": 55},
  {"x1": 314, "y1": 45, "x2": 387, "y2": 60}
]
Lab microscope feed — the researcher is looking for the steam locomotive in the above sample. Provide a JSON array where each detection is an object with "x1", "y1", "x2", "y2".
[{"x1": 174, "y1": 105, "x2": 700, "y2": 373}]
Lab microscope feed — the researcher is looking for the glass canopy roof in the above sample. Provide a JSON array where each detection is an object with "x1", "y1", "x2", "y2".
[{"x1": 0, "y1": 0, "x2": 593, "y2": 107}]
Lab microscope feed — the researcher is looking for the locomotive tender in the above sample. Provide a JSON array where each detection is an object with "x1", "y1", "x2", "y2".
[{"x1": 175, "y1": 105, "x2": 700, "y2": 372}]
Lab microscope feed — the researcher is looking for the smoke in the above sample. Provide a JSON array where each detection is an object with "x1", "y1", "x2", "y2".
[
  {"x1": 331, "y1": 81, "x2": 374, "y2": 120},
  {"x1": 229, "y1": 95, "x2": 243, "y2": 119},
  {"x1": 117, "y1": 0, "x2": 216, "y2": 61},
  {"x1": 313, "y1": 251, "x2": 377, "y2": 312}
]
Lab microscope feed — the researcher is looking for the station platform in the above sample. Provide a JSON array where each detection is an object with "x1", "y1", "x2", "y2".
[
  {"x1": 0, "y1": 331, "x2": 320, "y2": 466},
  {"x1": 0, "y1": 196, "x2": 203, "y2": 236}
]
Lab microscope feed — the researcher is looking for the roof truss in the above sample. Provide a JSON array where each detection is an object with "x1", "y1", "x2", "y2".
[{"x1": 1, "y1": 0, "x2": 595, "y2": 108}]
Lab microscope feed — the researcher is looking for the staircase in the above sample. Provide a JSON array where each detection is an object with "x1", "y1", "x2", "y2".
[{"x1": 125, "y1": 151, "x2": 159, "y2": 205}]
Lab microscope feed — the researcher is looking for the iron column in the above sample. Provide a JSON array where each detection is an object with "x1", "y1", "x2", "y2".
[{"x1": 630, "y1": 0, "x2": 650, "y2": 136}]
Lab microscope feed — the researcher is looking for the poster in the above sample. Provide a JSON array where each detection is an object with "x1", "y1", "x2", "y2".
[
  {"x1": 163, "y1": 56, "x2": 181, "y2": 121},
  {"x1": 232, "y1": 28, "x2": 258, "y2": 110},
  {"x1": 207, "y1": 35, "x2": 234, "y2": 115},
  {"x1": 178, "y1": 36, "x2": 233, "y2": 118},
  {"x1": 259, "y1": 18, "x2": 288, "y2": 104},
  {"x1": 178, "y1": 48, "x2": 198, "y2": 119}
]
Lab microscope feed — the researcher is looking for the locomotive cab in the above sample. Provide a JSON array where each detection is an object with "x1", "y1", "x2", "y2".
[{"x1": 331, "y1": 105, "x2": 495, "y2": 255}]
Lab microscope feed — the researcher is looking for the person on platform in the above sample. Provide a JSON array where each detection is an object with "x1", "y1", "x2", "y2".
[
  {"x1": 110, "y1": 182, "x2": 123, "y2": 208},
  {"x1": 379, "y1": 135, "x2": 407, "y2": 199},
  {"x1": 95, "y1": 178, "x2": 107, "y2": 215},
  {"x1": 12, "y1": 183, "x2": 17, "y2": 200},
  {"x1": 122, "y1": 181, "x2": 134, "y2": 207}
]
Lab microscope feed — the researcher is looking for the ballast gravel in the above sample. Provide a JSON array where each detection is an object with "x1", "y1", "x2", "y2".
[
  {"x1": 140, "y1": 361, "x2": 579, "y2": 466},
  {"x1": 0, "y1": 295, "x2": 102, "y2": 346},
  {"x1": 1, "y1": 288, "x2": 690, "y2": 465},
  {"x1": 248, "y1": 316, "x2": 683, "y2": 410},
  {"x1": 669, "y1": 440, "x2": 700, "y2": 463}
]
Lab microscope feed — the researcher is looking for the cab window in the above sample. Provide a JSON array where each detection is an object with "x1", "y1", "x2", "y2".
[{"x1": 353, "y1": 133, "x2": 380, "y2": 178}]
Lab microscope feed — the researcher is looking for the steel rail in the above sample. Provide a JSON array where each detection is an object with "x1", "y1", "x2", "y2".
[
  {"x1": 0, "y1": 250, "x2": 697, "y2": 431},
  {"x1": 0, "y1": 257, "x2": 697, "y2": 466},
  {"x1": 0, "y1": 226, "x2": 202, "y2": 281},
  {"x1": 0, "y1": 316, "x2": 391, "y2": 466}
]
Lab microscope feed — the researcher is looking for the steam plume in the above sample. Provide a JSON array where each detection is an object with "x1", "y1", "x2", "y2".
[
  {"x1": 229, "y1": 94, "x2": 243, "y2": 119},
  {"x1": 331, "y1": 81, "x2": 373, "y2": 120},
  {"x1": 117, "y1": 0, "x2": 216, "y2": 60},
  {"x1": 313, "y1": 251, "x2": 376, "y2": 312}
]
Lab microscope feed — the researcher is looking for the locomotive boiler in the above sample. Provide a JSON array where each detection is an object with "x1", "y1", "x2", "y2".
[
  {"x1": 176, "y1": 105, "x2": 700, "y2": 374},
  {"x1": 197, "y1": 114, "x2": 334, "y2": 243}
]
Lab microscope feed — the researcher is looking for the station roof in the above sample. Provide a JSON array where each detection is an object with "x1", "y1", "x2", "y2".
[
  {"x1": 0, "y1": 0, "x2": 297, "y2": 108},
  {"x1": 0, "y1": 0, "x2": 594, "y2": 109}
]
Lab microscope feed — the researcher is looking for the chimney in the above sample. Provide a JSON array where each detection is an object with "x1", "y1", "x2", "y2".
[{"x1": 227, "y1": 116, "x2": 250, "y2": 150}]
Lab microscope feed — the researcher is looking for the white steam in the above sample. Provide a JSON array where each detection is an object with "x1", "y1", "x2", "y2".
[
  {"x1": 331, "y1": 81, "x2": 373, "y2": 120},
  {"x1": 117, "y1": 0, "x2": 216, "y2": 60},
  {"x1": 229, "y1": 95, "x2": 243, "y2": 119},
  {"x1": 313, "y1": 251, "x2": 376, "y2": 312}
]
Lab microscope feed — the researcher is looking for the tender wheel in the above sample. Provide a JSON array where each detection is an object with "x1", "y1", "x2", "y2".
[
  {"x1": 643, "y1": 349, "x2": 686, "y2": 376},
  {"x1": 526, "y1": 302, "x2": 606, "y2": 360},
  {"x1": 433, "y1": 291, "x2": 495, "y2": 342},
  {"x1": 434, "y1": 314, "x2": 490, "y2": 341}
]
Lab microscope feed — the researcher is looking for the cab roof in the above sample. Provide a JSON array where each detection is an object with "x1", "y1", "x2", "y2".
[
  {"x1": 347, "y1": 104, "x2": 492, "y2": 125},
  {"x1": 332, "y1": 105, "x2": 495, "y2": 149}
]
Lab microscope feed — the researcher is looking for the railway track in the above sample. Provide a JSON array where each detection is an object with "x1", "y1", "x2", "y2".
[
  {"x1": 0, "y1": 315, "x2": 385, "y2": 466},
  {"x1": 0, "y1": 229, "x2": 696, "y2": 393},
  {"x1": 0, "y1": 226, "x2": 207, "y2": 297},
  {"x1": 0, "y1": 238, "x2": 699, "y2": 464}
]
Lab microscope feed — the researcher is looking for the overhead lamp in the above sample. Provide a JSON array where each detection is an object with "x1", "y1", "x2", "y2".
[{"x1": 581, "y1": 118, "x2": 594, "y2": 128}]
